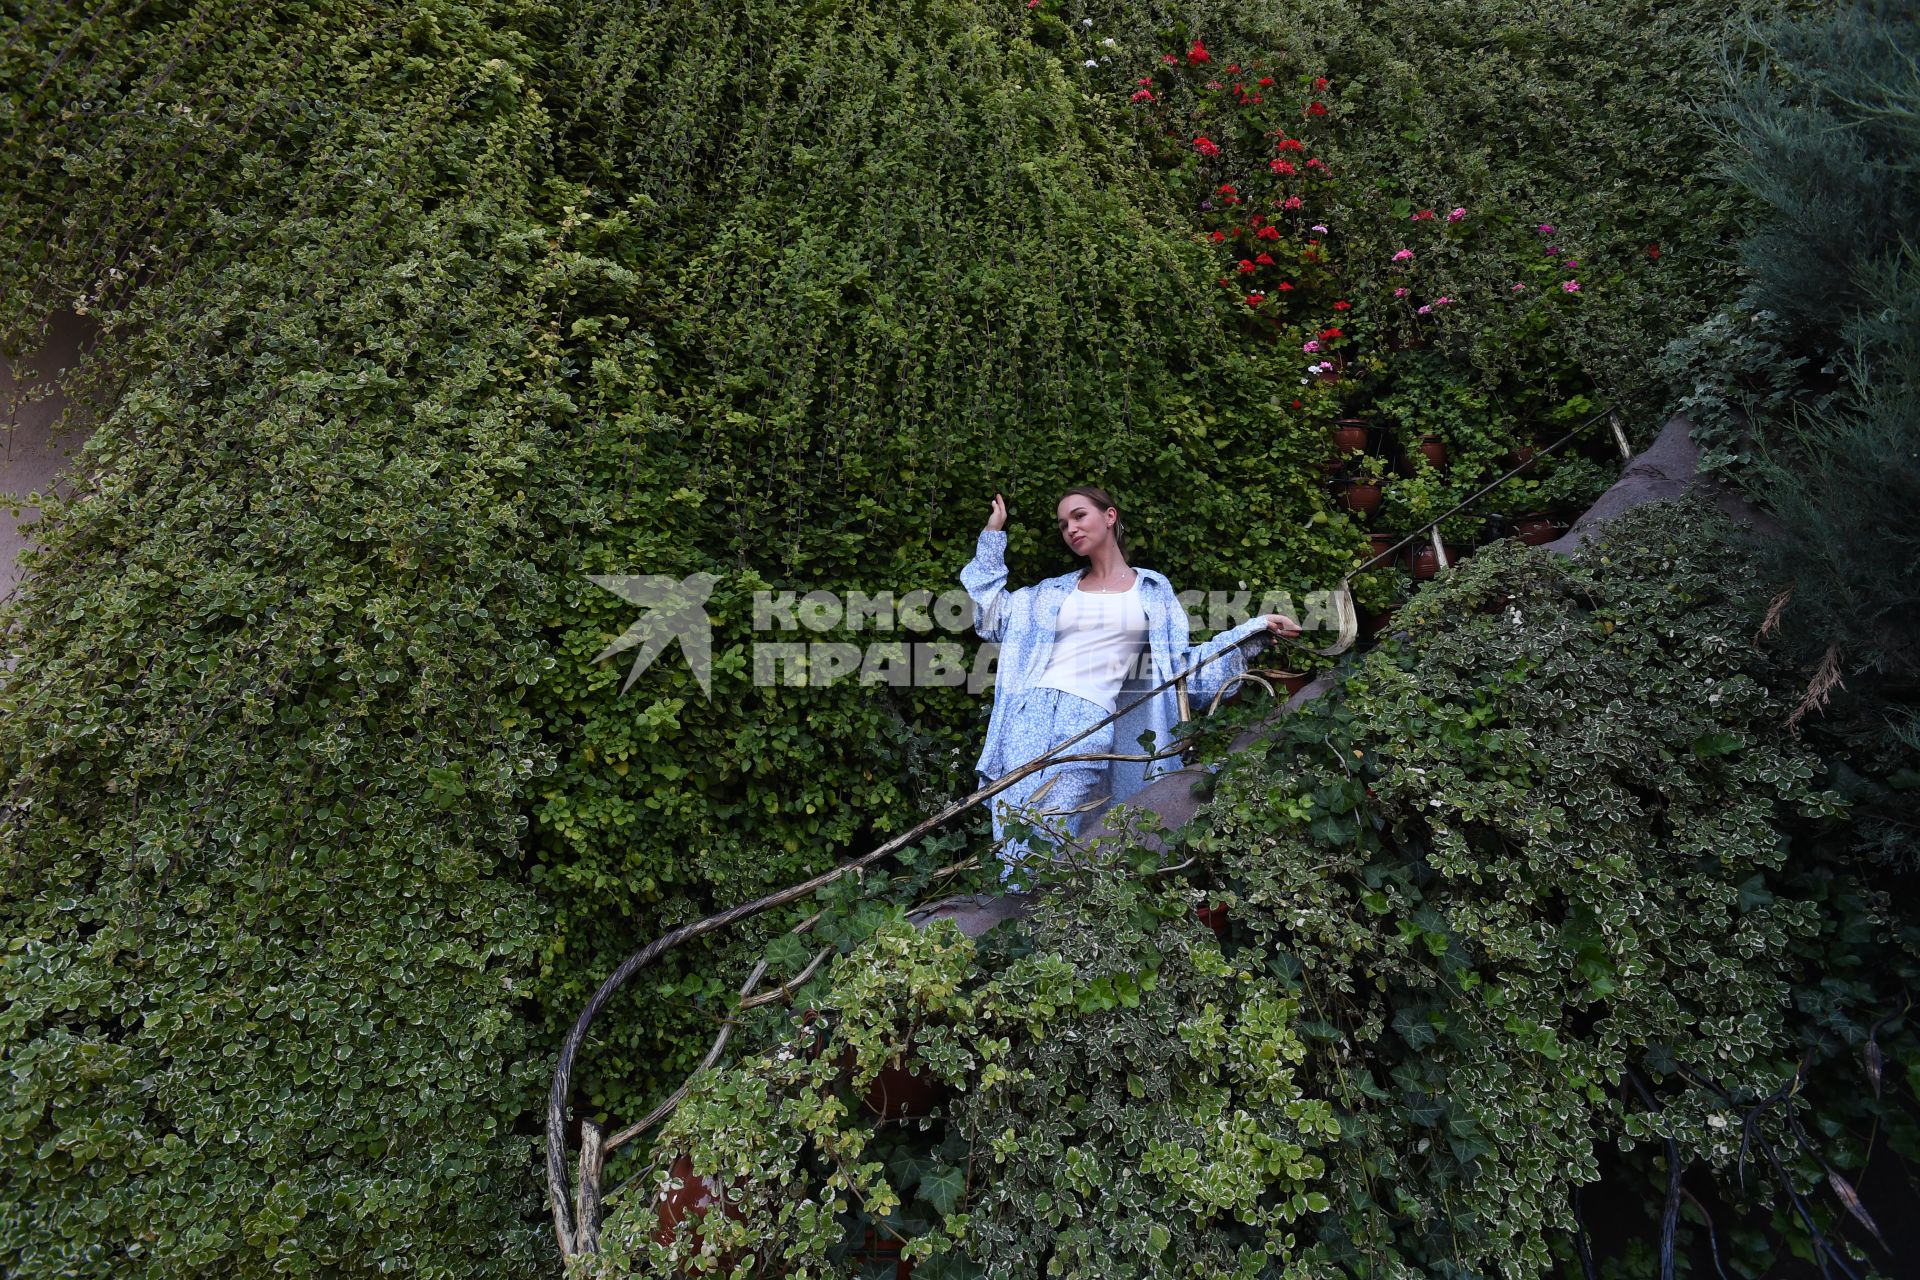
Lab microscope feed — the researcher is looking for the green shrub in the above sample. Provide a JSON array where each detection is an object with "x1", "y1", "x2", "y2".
[{"x1": 592, "y1": 499, "x2": 1910, "y2": 1278}]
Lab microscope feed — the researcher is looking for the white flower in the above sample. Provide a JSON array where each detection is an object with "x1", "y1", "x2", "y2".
[
  {"x1": 1084, "y1": 58, "x2": 1097, "y2": 66},
  {"x1": 1082, "y1": 16, "x2": 1093, "y2": 25},
  {"x1": 1102, "y1": 36, "x2": 1116, "y2": 46}
]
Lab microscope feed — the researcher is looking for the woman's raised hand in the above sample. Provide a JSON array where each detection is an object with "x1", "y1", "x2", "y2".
[
  {"x1": 1263, "y1": 613, "x2": 1303, "y2": 639},
  {"x1": 985, "y1": 492, "x2": 1008, "y2": 532}
]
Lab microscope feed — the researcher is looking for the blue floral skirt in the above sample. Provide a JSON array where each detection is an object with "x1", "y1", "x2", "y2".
[{"x1": 977, "y1": 686, "x2": 1115, "y2": 881}]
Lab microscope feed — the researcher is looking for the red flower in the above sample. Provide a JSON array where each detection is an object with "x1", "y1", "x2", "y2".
[
  {"x1": 1319, "y1": 326, "x2": 1344, "y2": 339},
  {"x1": 1209, "y1": 230, "x2": 1227, "y2": 243},
  {"x1": 1217, "y1": 183, "x2": 1237, "y2": 195},
  {"x1": 1244, "y1": 293, "x2": 1264, "y2": 306},
  {"x1": 1291, "y1": 398, "x2": 1304, "y2": 408},
  {"x1": 1302, "y1": 248, "x2": 1319, "y2": 261},
  {"x1": 1333, "y1": 300, "x2": 1351, "y2": 311},
  {"x1": 1226, "y1": 63, "x2": 1241, "y2": 73},
  {"x1": 1217, "y1": 277, "x2": 1232, "y2": 287},
  {"x1": 1278, "y1": 281, "x2": 1295, "y2": 291},
  {"x1": 1273, "y1": 136, "x2": 1306, "y2": 152},
  {"x1": 1137, "y1": 76, "x2": 1154, "y2": 85},
  {"x1": 1162, "y1": 53, "x2": 1179, "y2": 64},
  {"x1": 1187, "y1": 39, "x2": 1210, "y2": 64},
  {"x1": 1130, "y1": 88, "x2": 1155, "y2": 103},
  {"x1": 1269, "y1": 158, "x2": 1296, "y2": 176},
  {"x1": 1305, "y1": 157, "x2": 1327, "y2": 171},
  {"x1": 1313, "y1": 76, "x2": 1330, "y2": 91},
  {"x1": 1249, "y1": 94, "x2": 1262, "y2": 104},
  {"x1": 1307, "y1": 101, "x2": 1327, "y2": 117},
  {"x1": 1258, "y1": 76, "x2": 1274, "y2": 86},
  {"x1": 1283, "y1": 195, "x2": 1304, "y2": 210},
  {"x1": 1255, "y1": 252, "x2": 1276, "y2": 265},
  {"x1": 1206, "y1": 80, "x2": 1224, "y2": 90},
  {"x1": 1237, "y1": 258, "x2": 1256, "y2": 273},
  {"x1": 1249, "y1": 215, "x2": 1266, "y2": 227},
  {"x1": 1192, "y1": 135, "x2": 1221, "y2": 156},
  {"x1": 1257, "y1": 225, "x2": 1282, "y2": 240},
  {"x1": 1412, "y1": 208, "x2": 1435, "y2": 221},
  {"x1": 1648, "y1": 243, "x2": 1661, "y2": 259}
]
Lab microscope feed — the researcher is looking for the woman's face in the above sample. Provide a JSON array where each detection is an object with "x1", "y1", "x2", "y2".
[{"x1": 1056, "y1": 494, "x2": 1114, "y2": 556}]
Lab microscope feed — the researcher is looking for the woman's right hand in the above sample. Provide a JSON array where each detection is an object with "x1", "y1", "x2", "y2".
[{"x1": 985, "y1": 492, "x2": 1008, "y2": 532}]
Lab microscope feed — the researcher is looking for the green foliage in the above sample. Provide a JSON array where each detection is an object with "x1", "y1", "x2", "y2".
[
  {"x1": 592, "y1": 499, "x2": 1914, "y2": 1278},
  {"x1": 0, "y1": 0, "x2": 1848, "y2": 1275},
  {"x1": 1662, "y1": 0, "x2": 1920, "y2": 479},
  {"x1": 1661, "y1": 0, "x2": 1920, "y2": 869},
  {"x1": 0, "y1": 2, "x2": 581, "y2": 1273}
]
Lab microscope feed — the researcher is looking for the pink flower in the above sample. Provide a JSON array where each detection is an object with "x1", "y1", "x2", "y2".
[
  {"x1": 1303, "y1": 339, "x2": 1321, "y2": 353},
  {"x1": 1392, "y1": 249, "x2": 1414, "y2": 263},
  {"x1": 1417, "y1": 304, "x2": 1432, "y2": 315},
  {"x1": 1537, "y1": 223, "x2": 1556, "y2": 235},
  {"x1": 1283, "y1": 195, "x2": 1304, "y2": 210},
  {"x1": 1131, "y1": 88, "x2": 1155, "y2": 103},
  {"x1": 1562, "y1": 279, "x2": 1581, "y2": 292},
  {"x1": 1511, "y1": 283, "x2": 1526, "y2": 292},
  {"x1": 1563, "y1": 258, "x2": 1579, "y2": 268},
  {"x1": 1393, "y1": 287, "x2": 1410, "y2": 298},
  {"x1": 1305, "y1": 157, "x2": 1327, "y2": 170},
  {"x1": 1269, "y1": 158, "x2": 1296, "y2": 176},
  {"x1": 1447, "y1": 207, "x2": 1466, "y2": 222},
  {"x1": 1311, "y1": 223, "x2": 1328, "y2": 233},
  {"x1": 1434, "y1": 296, "x2": 1454, "y2": 306}
]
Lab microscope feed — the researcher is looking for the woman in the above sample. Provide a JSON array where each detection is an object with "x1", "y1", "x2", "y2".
[{"x1": 960, "y1": 486, "x2": 1302, "y2": 879}]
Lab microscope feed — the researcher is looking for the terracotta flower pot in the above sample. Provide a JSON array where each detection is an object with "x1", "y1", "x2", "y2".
[
  {"x1": 836, "y1": 1043, "x2": 948, "y2": 1121},
  {"x1": 849, "y1": 1229, "x2": 915, "y2": 1279},
  {"x1": 1279, "y1": 671, "x2": 1315, "y2": 695},
  {"x1": 654, "y1": 1154, "x2": 747, "y2": 1260},
  {"x1": 1418, "y1": 435, "x2": 1448, "y2": 469},
  {"x1": 1511, "y1": 513, "x2": 1560, "y2": 546},
  {"x1": 1408, "y1": 544, "x2": 1463, "y2": 580},
  {"x1": 1359, "y1": 605, "x2": 1400, "y2": 641},
  {"x1": 1342, "y1": 479, "x2": 1383, "y2": 517},
  {"x1": 1194, "y1": 902, "x2": 1230, "y2": 939},
  {"x1": 1332, "y1": 420, "x2": 1370, "y2": 453},
  {"x1": 1504, "y1": 444, "x2": 1537, "y2": 470},
  {"x1": 1366, "y1": 531, "x2": 1399, "y2": 570}
]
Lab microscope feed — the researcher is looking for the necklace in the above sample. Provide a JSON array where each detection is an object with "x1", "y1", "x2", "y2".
[{"x1": 1078, "y1": 568, "x2": 1138, "y2": 594}]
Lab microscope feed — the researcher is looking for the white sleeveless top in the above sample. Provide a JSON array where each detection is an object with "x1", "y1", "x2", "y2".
[{"x1": 1032, "y1": 578, "x2": 1150, "y2": 713}]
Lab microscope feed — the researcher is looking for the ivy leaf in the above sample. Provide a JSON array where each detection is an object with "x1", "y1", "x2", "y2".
[
  {"x1": 889, "y1": 1148, "x2": 939, "y2": 1189},
  {"x1": 917, "y1": 1164, "x2": 966, "y2": 1217},
  {"x1": 1392, "y1": 1006, "x2": 1440, "y2": 1050}
]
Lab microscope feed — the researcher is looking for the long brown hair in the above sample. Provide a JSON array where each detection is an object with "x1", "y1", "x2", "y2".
[{"x1": 1058, "y1": 485, "x2": 1127, "y2": 553}]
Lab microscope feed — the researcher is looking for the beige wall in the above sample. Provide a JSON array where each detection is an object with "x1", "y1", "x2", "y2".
[{"x1": 1, "y1": 310, "x2": 98, "y2": 604}]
